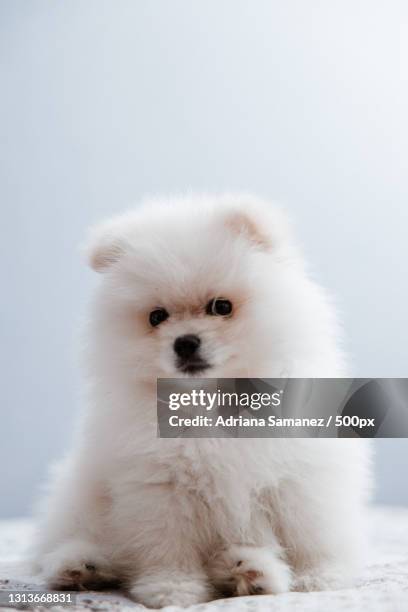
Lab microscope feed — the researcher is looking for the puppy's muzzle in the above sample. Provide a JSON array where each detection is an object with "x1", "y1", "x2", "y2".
[{"x1": 173, "y1": 334, "x2": 210, "y2": 374}]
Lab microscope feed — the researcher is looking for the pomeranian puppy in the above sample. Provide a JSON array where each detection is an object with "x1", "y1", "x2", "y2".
[{"x1": 35, "y1": 195, "x2": 371, "y2": 608}]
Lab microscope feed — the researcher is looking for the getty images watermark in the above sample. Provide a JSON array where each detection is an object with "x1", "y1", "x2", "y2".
[{"x1": 157, "y1": 378, "x2": 408, "y2": 438}]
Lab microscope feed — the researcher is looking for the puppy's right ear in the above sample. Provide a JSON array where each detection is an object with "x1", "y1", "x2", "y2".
[{"x1": 85, "y1": 219, "x2": 125, "y2": 272}]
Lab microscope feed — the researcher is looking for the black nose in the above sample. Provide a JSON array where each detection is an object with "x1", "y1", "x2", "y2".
[{"x1": 174, "y1": 334, "x2": 201, "y2": 359}]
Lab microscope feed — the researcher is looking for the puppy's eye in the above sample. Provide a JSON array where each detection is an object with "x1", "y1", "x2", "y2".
[
  {"x1": 149, "y1": 308, "x2": 169, "y2": 327},
  {"x1": 206, "y1": 298, "x2": 233, "y2": 317}
]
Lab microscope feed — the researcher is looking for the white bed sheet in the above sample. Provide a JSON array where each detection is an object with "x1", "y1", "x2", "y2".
[{"x1": 0, "y1": 506, "x2": 407, "y2": 611}]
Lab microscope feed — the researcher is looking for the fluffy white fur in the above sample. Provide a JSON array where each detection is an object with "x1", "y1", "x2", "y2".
[{"x1": 34, "y1": 195, "x2": 372, "y2": 608}]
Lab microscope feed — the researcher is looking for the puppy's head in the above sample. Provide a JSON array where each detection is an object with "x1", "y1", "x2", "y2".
[{"x1": 85, "y1": 195, "x2": 301, "y2": 381}]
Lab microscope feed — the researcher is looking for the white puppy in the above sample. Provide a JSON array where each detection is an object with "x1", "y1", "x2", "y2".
[{"x1": 35, "y1": 195, "x2": 371, "y2": 608}]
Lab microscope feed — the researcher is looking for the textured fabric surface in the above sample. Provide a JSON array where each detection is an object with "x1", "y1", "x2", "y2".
[{"x1": 0, "y1": 506, "x2": 407, "y2": 611}]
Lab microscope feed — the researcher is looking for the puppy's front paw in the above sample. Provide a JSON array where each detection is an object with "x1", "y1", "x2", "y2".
[
  {"x1": 209, "y1": 545, "x2": 292, "y2": 597},
  {"x1": 41, "y1": 540, "x2": 118, "y2": 591},
  {"x1": 129, "y1": 571, "x2": 211, "y2": 608}
]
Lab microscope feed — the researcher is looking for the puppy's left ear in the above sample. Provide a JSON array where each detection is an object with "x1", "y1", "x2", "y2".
[
  {"x1": 223, "y1": 208, "x2": 272, "y2": 251},
  {"x1": 221, "y1": 197, "x2": 296, "y2": 255}
]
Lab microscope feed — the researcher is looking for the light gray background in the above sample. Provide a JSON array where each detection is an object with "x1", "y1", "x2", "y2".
[{"x1": 1, "y1": 1, "x2": 407, "y2": 518}]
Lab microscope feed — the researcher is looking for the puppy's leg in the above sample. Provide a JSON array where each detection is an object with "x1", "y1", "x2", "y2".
[
  {"x1": 208, "y1": 544, "x2": 292, "y2": 597},
  {"x1": 129, "y1": 571, "x2": 210, "y2": 609},
  {"x1": 278, "y1": 491, "x2": 362, "y2": 591},
  {"x1": 276, "y1": 442, "x2": 370, "y2": 591},
  {"x1": 40, "y1": 540, "x2": 118, "y2": 590},
  {"x1": 35, "y1": 457, "x2": 118, "y2": 590},
  {"x1": 120, "y1": 484, "x2": 212, "y2": 608}
]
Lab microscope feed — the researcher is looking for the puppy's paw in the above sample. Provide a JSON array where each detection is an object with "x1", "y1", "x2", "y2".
[
  {"x1": 41, "y1": 540, "x2": 118, "y2": 590},
  {"x1": 129, "y1": 571, "x2": 211, "y2": 608},
  {"x1": 209, "y1": 545, "x2": 292, "y2": 597}
]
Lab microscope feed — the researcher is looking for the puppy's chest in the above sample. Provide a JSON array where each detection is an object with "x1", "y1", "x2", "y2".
[{"x1": 151, "y1": 440, "x2": 261, "y2": 497}]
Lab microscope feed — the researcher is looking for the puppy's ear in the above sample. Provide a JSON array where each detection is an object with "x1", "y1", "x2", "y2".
[
  {"x1": 85, "y1": 219, "x2": 126, "y2": 272},
  {"x1": 224, "y1": 209, "x2": 272, "y2": 251}
]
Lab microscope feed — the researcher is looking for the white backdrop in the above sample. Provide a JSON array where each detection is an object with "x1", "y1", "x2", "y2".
[{"x1": 1, "y1": 0, "x2": 408, "y2": 517}]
